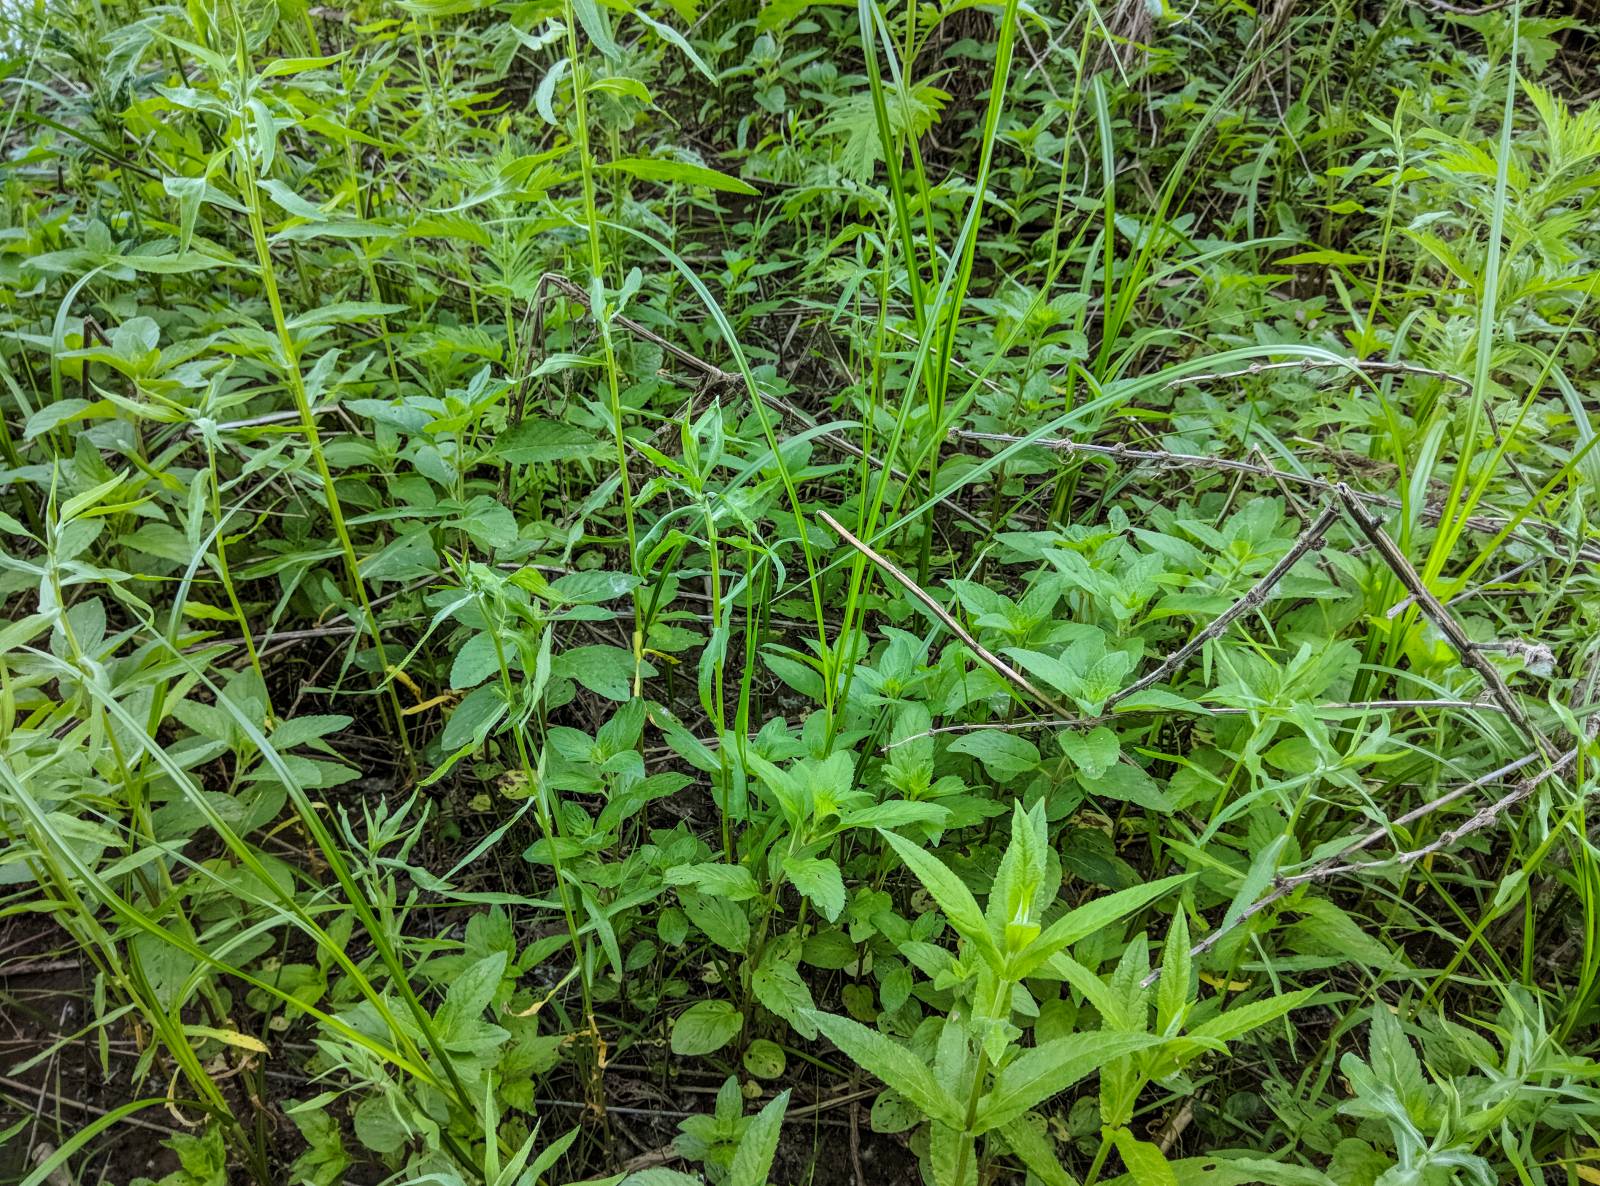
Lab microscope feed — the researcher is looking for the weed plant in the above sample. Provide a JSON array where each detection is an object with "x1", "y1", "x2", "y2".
[{"x1": 2, "y1": 1, "x2": 1600, "y2": 1185}]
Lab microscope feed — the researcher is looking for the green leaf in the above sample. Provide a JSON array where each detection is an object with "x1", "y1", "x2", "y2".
[
  {"x1": 623, "y1": 1171, "x2": 704, "y2": 1186},
  {"x1": 450, "y1": 633, "x2": 502, "y2": 690},
  {"x1": 880, "y1": 829, "x2": 1000, "y2": 964},
  {"x1": 1016, "y1": 875, "x2": 1190, "y2": 977},
  {"x1": 752, "y1": 947, "x2": 817, "y2": 1039},
  {"x1": 682, "y1": 892, "x2": 750, "y2": 953},
  {"x1": 998, "y1": 1114, "x2": 1076, "y2": 1186},
  {"x1": 556, "y1": 644, "x2": 639, "y2": 701},
  {"x1": 260, "y1": 52, "x2": 346, "y2": 77},
  {"x1": 1156, "y1": 911, "x2": 1192, "y2": 1035},
  {"x1": 435, "y1": 950, "x2": 507, "y2": 1037},
  {"x1": 744, "y1": 1038, "x2": 786, "y2": 1079},
  {"x1": 1078, "y1": 763, "x2": 1171, "y2": 813},
  {"x1": 670, "y1": 999, "x2": 743, "y2": 1056},
  {"x1": 1186, "y1": 988, "x2": 1319, "y2": 1045},
  {"x1": 665, "y1": 862, "x2": 761, "y2": 901},
  {"x1": 571, "y1": 0, "x2": 621, "y2": 58},
  {"x1": 630, "y1": 8, "x2": 716, "y2": 81},
  {"x1": 1059, "y1": 726, "x2": 1120, "y2": 779},
  {"x1": 806, "y1": 1010, "x2": 963, "y2": 1128},
  {"x1": 602, "y1": 157, "x2": 758, "y2": 196},
  {"x1": 1217, "y1": 835, "x2": 1288, "y2": 942},
  {"x1": 948, "y1": 730, "x2": 1041, "y2": 781},
  {"x1": 975, "y1": 1031, "x2": 1163, "y2": 1132},
  {"x1": 728, "y1": 1089, "x2": 790, "y2": 1186},
  {"x1": 783, "y1": 855, "x2": 846, "y2": 921},
  {"x1": 496, "y1": 417, "x2": 606, "y2": 464},
  {"x1": 440, "y1": 684, "x2": 507, "y2": 751},
  {"x1": 1114, "y1": 1129, "x2": 1180, "y2": 1186}
]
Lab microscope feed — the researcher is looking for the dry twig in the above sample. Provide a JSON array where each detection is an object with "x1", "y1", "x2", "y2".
[
  {"x1": 881, "y1": 699, "x2": 1506, "y2": 750},
  {"x1": 1335, "y1": 485, "x2": 1556, "y2": 762},
  {"x1": 950, "y1": 428, "x2": 1600, "y2": 565},
  {"x1": 1104, "y1": 504, "x2": 1341, "y2": 713},
  {"x1": 818, "y1": 511, "x2": 1075, "y2": 720},
  {"x1": 1141, "y1": 750, "x2": 1571, "y2": 986}
]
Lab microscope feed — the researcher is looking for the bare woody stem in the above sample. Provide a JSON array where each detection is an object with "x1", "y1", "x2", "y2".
[
  {"x1": 949, "y1": 428, "x2": 1600, "y2": 565},
  {"x1": 1103, "y1": 503, "x2": 1341, "y2": 713},
  {"x1": 1142, "y1": 749, "x2": 1574, "y2": 987},
  {"x1": 1334, "y1": 483, "x2": 1557, "y2": 762},
  {"x1": 817, "y1": 510, "x2": 1075, "y2": 720}
]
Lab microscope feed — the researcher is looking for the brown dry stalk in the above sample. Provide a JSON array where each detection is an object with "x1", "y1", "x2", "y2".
[
  {"x1": 1334, "y1": 484, "x2": 1557, "y2": 762},
  {"x1": 949, "y1": 428, "x2": 1600, "y2": 565},
  {"x1": 817, "y1": 510, "x2": 1075, "y2": 720},
  {"x1": 1104, "y1": 503, "x2": 1341, "y2": 713},
  {"x1": 881, "y1": 699, "x2": 1506, "y2": 749},
  {"x1": 1167, "y1": 356, "x2": 1473, "y2": 395},
  {"x1": 1141, "y1": 750, "x2": 1570, "y2": 986}
]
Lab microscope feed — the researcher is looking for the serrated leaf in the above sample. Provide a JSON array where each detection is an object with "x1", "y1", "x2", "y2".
[
  {"x1": 728, "y1": 1090, "x2": 790, "y2": 1186},
  {"x1": 1114, "y1": 1129, "x2": 1179, "y2": 1186},
  {"x1": 1016, "y1": 875, "x2": 1190, "y2": 977},
  {"x1": 1186, "y1": 987, "x2": 1319, "y2": 1045},
  {"x1": 975, "y1": 1031, "x2": 1162, "y2": 1133},
  {"x1": 948, "y1": 731, "x2": 1041, "y2": 781},
  {"x1": 670, "y1": 999, "x2": 742, "y2": 1055},
  {"x1": 880, "y1": 829, "x2": 999, "y2": 963},
  {"x1": 807, "y1": 1010, "x2": 963, "y2": 1128},
  {"x1": 783, "y1": 854, "x2": 845, "y2": 921}
]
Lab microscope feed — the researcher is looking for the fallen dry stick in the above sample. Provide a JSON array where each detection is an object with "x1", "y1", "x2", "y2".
[{"x1": 818, "y1": 510, "x2": 1075, "y2": 720}]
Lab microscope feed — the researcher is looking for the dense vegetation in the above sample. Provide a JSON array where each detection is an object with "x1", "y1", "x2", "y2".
[{"x1": 3, "y1": 0, "x2": 1600, "y2": 1183}]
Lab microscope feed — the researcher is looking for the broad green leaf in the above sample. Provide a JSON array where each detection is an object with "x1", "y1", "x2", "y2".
[
  {"x1": 1016, "y1": 875, "x2": 1190, "y2": 977},
  {"x1": 744, "y1": 1038, "x2": 786, "y2": 1079},
  {"x1": 1156, "y1": 911, "x2": 1192, "y2": 1035},
  {"x1": 1186, "y1": 988, "x2": 1319, "y2": 1045},
  {"x1": 880, "y1": 829, "x2": 999, "y2": 963},
  {"x1": 602, "y1": 157, "x2": 758, "y2": 195},
  {"x1": 664, "y1": 862, "x2": 760, "y2": 901},
  {"x1": 998, "y1": 1114, "x2": 1076, "y2": 1186},
  {"x1": 728, "y1": 1089, "x2": 790, "y2": 1186},
  {"x1": 1115, "y1": 1129, "x2": 1179, "y2": 1186},
  {"x1": 670, "y1": 999, "x2": 743, "y2": 1055},
  {"x1": 752, "y1": 947, "x2": 816, "y2": 1039},
  {"x1": 572, "y1": 0, "x2": 621, "y2": 58},
  {"x1": 783, "y1": 854, "x2": 846, "y2": 921},
  {"x1": 975, "y1": 1031, "x2": 1162, "y2": 1133},
  {"x1": 948, "y1": 730, "x2": 1041, "y2": 781},
  {"x1": 807, "y1": 1010, "x2": 963, "y2": 1128}
]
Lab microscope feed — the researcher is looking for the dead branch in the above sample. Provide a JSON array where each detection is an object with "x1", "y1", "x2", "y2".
[
  {"x1": 1140, "y1": 749, "x2": 1571, "y2": 986},
  {"x1": 818, "y1": 511, "x2": 1076, "y2": 720},
  {"x1": 881, "y1": 699, "x2": 1506, "y2": 750},
  {"x1": 949, "y1": 428, "x2": 1600, "y2": 565},
  {"x1": 1313, "y1": 749, "x2": 1580, "y2": 880},
  {"x1": 1166, "y1": 356, "x2": 1473, "y2": 395},
  {"x1": 1335, "y1": 484, "x2": 1557, "y2": 762},
  {"x1": 1104, "y1": 504, "x2": 1341, "y2": 713},
  {"x1": 1415, "y1": 0, "x2": 1515, "y2": 13}
]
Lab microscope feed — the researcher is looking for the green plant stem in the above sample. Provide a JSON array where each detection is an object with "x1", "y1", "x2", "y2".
[
  {"x1": 1082, "y1": 1131, "x2": 1114, "y2": 1186},
  {"x1": 564, "y1": 11, "x2": 643, "y2": 659},
  {"x1": 204, "y1": 447, "x2": 272, "y2": 723},
  {"x1": 230, "y1": 100, "x2": 414, "y2": 780}
]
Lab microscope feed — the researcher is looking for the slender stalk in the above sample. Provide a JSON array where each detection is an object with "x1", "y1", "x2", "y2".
[
  {"x1": 227, "y1": 43, "x2": 414, "y2": 778},
  {"x1": 563, "y1": 7, "x2": 643, "y2": 663},
  {"x1": 204, "y1": 446, "x2": 273, "y2": 723}
]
